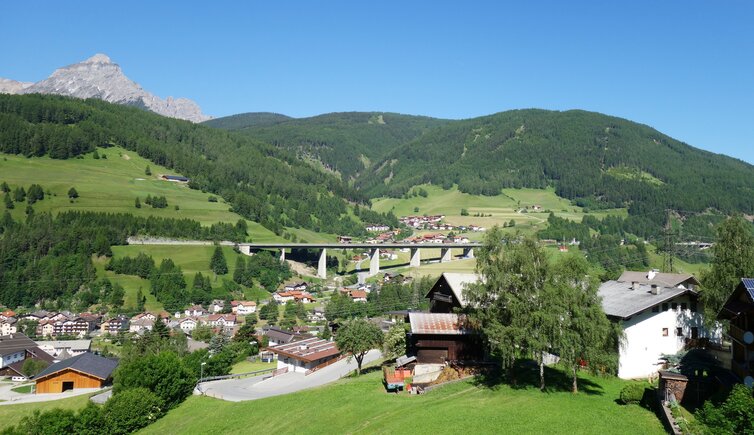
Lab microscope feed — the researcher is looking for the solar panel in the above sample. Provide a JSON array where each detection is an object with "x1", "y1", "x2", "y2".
[{"x1": 741, "y1": 278, "x2": 754, "y2": 299}]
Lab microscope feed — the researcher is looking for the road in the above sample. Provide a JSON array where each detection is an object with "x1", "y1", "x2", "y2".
[
  {"x1": 197, "y1": 349, "x2": 381, "y2": 402},
  {"x1": 0, "y1": 382, "x2": 104, "y2": 406}
]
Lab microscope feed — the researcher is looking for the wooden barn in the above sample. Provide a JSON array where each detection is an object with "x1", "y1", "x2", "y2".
[
  {"x1": 407, "y1": 312, "x2": 484, "y2": 364},
  {"x1": 424, "y1": 273, "x2": 480, "y2": 313},
  {"x1": 34, "y1": 352, "x2": 118, "y2": 394}
]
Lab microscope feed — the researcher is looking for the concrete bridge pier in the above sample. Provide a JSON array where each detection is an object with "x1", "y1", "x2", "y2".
[
  {"x1": 318, "y1": 249, "x2": 327, "y2": 279},
  {"x1": 463, "y1": 247, "x2": 475, "y2": 259},
  {"x1": 369, "y1": 248, "x2": 380, "y2": 277},
  {"x1": 440, "y1": 247, "x2": 453, "y2": 263},
  {"x1": 279, "y1": 249, "x2": 286, "y2": 263},
  {"x1": 239, "y1": 245, "x2": 252, "y2": 256},
  {"x1": 410, "y1": 248, "x2": 421, "y2": 268}
]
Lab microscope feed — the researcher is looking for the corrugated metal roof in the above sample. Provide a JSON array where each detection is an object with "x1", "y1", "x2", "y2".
[
  {"x1": 599, "y1": 280, "x2": 695, "y2": 319},
  {"x1": 409, "y1": 312, "x2": 471, "y2": 335},
  {"x1": 267, "y1": 337, "x2": 340, "y2": 363},
  {"x1": 34, "y1": 352, "x2": 118, "y2": 381}
]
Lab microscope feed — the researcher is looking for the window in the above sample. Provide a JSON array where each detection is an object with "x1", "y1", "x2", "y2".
[
  {"x1": 662, "y1": 303, "x2": 669, "y2": 312},
  {"x1": 681, "y1": 303, "x2": 688, "y2": 311},
  {"x1": 691, "y1": 327, "x2": 699, "y2": 339},
  {"x1": 652, "y1": 306, "x2": 659, "y2": 313},
  {"x1": 676, "y1": 327, "x2": 683, "y2": 336},
  {"x1": 672, "y1": 303, "x2": 678, "y2": 310},
  {"x1": 690, "y1": 301, "x2": 697, "y2": 313},
  {"x1": 662, "y1": 328, "x2": 669, "y2": 337}
]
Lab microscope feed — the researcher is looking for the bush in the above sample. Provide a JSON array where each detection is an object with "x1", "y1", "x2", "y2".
[
  {"x1": 103, "y1": 387, "x2": 163, "y2": 434},
  {"x1": 619, "y1": 383, "x2": 645, "y2": 405}
]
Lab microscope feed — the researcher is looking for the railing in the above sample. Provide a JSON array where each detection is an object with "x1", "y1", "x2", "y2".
[
  {"x1": 198, "y1": 367, "x2": 276, "y2": 383},
  {"x1": 305, "y1": 355, "x2": 346, "y2": 376}
]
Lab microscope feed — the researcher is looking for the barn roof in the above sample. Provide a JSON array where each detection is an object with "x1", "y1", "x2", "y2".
[
  {"x1": 34, "y1": 352, "x2": 118, "y2": 381},
  {"x1": 718, "y1": 278, "x2": 754, "y2": 320},
  {"x1": 425, "y1": 273, "x2": 481, "y2": 308},
  {"x1": 599, "y1": 280, "x2": 696, "y2": 319},
  {"x1": 266, "y1": 337, "x2": 340, "y2": 363},
  {"x1": 0, "y1": 333, "x2": 39, "y2": 358},
  {"x1": 618, "y1": 271, "x2": 699, "y2": 288}
]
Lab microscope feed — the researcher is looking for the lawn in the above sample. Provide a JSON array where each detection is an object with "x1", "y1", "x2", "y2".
[
  {"x1": 0, "y1": 147, "x2": 281, "y2": 242},
  {"x1": 0, "y1": 393, "x2": 93, "y2": 430},
  {"x1": 10, "y1": 384, "x2": 34, "y2": 394},
  {"x1": 141, "y1": 368, "x2": 664, "y2": 434},
  {"x1": 229, "y1": 360, "x2": 276, "y2": 375}
]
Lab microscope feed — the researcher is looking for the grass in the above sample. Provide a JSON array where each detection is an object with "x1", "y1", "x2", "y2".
[
  {"x1": 229, "y1": 360, "x2": 276, "y2": 375},
  {"x1": 0, "y1": 393, "x2": 93, "y2": 430},
  {"x1": 10, "y1": 384, "x2": 34, "y2": 394},
  {"x1": 0, "y1": 147, "x2": 280, "y2": 242},
  {"x1": 100, "y1": 245, "x2": 273, "y2": 312},
  {"x1": 141, "y1": 367, "x2": 664, "y2": 435}
]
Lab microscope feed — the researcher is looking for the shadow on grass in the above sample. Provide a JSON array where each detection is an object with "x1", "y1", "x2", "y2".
[{"x1": 472, "y1": 359, "x2": 605, "y2": 395}]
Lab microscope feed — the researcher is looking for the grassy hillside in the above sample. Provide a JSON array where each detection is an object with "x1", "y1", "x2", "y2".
[
  {"x1": 0, "y1": 393, "x2": 93, "y2": 430},
  {"x1": 209, "y1": 111, "x2": 450, "y2": 180},
  {"x1": 141, "y1": 369, "x2": 663, "y2": 434},
  {"x1": 358, "y1": 109, "x2": 754, "y2": 239}
]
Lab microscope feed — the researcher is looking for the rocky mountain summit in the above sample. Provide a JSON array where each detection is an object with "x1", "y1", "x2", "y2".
[{"x1": 0, "y1": 54, "x2": 210, "y2": 123}]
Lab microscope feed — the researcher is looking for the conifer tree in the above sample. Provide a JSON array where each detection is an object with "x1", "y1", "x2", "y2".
[{"x1": 210, "y1": 246, "x2": 228, "y2": 275}]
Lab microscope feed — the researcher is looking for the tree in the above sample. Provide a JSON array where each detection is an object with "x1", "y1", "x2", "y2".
[
  {"x1": 0, "y1": 181, "x2": 9, "y2": 193},
  {"x1": 13, "y1": 186, "x2": 25, "y2": 202},
  {"x1": 113, "y1": 351, "x2": 194, "y2": 409},
  {"x1": 234, "y1": 321, "x2": 258, "y2": 344},
  {"x1": 208, "y1": 333, "x2": 229, "y2": 355},
  {"x1": 152, "y1": 318, "x2": 170, "y2": 339},
  {"x1": 465, "y1": 227, "x2": 551, "y2": 387},
  {"x1": 696, "y1": 384, "x2": 754, "y2": 433},
  {"x1": 259, "y1": 302, "x2": 279, "y2": 322},
  {"x1": 135, "y1": 197, "x2": 141, "y2": 208},
  {"x1": 383, "y1": 323, "x2": 408, "y2": 361},
  {"x1": 335, "y1": 317, "x2": 383, "y2": 375},
  {"x1": 67, "y1": 187, "x2": 79, "y2": 199},
  {"x1": 191, "y1": 325, "x2": 213, "y2": 342},
  {"x1": 210, "y1": 245, "x2": 228, "y2": 275},
  {"x1": 701, "y1": 216, "x2": 754, "y2": 321},
  {"x1": 135, "y1": 288, "x2": 146, "y2": 312},
  {"x1": 102, "y1": 387, "x2": 163, "y2": 434},
  {"x1": 145, "y1": 165, "x2": 152, "y2": 176},
  {"x1": 549, "y1": 254, "x2": 616, "y2": 392},
  {"x1": 3, "y1": 194, "x2": 13, "y2": 210},
  {"x1": 21, "y1": 358, "x2": 49, "y2": 377}
]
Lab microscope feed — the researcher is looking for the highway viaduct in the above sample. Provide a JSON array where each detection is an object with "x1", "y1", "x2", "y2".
[{"x1": 237, "y1": 243, "x2": 482, "y2": 279}]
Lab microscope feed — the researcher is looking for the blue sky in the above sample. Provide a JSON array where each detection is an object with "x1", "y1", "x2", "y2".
[{"x1": 1, "y1": 1, "x2": 753, "y2": 163}]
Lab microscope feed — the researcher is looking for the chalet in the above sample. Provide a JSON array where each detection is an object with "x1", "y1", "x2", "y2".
[
  {"x1": 34, "y1": 352, "x2": 118, "y2": 393},
  {"x1": 0, "y1": 333, "x2": 54, "y2": 378},
  {"x1": 337, "y1": 235, "x2": 353, "y2": 244},
  {"x1": 365, "y1": 224, "x2": 391, "y2": 232},
  {"x1": 266, "y1": 337, "x2": 341, "y2": 374},
  {"x1": 37, "y1": 320, "x2": 54, "y2": 337},
  {"x1": 284, "y1": 282, "x2": 309, "y2": 292},
  {"x1": 717, "y1": 278, "x2": 754, "y2": 383},
  {"x1": 53, "y1": 317, "x2": 94, "y2": 337},
  {"x1": 210, "y1": 299, "x2": 226, "y2": 314},
  {"x1": 184, "y1": 305, "x2": 207, "y2": 317},
  {"x1": 407, "y1": 312, "x2": 484, "y2": 364},
  {"x1": 36, "y1": 340, "x2": 92, "y2": 360},
  {"x1": 129, "y1": 318, "x2": 154, "y2": 334},
  {"x1": 308, "y1": 307, "x2": 326, "y2": 322},
  {"x1": 262, "y1": 326, "x2": 311, "y2": 346},
  {"x1": 177, "y1": 317, "x2": 198, "y2": 334},
  {"x1": 20, "y1": 311, "x2": 49, "y2": 322},
  {"x1": 1, "y1": 317, "x2": 17, "y2": 335},
  {"x1": 101, "y1": 316, "x2": 129, "y2": 334},
  {"x1": 0, "y1": 309, "x2": 16, "y2": 321},
  {"x1": 161, "y1": 174, "x2": 190, "y2": 183},
  {"x1": 425, "y1": 273, "x2": 480, "y2": 313},
  {"x1": 273, "y1": 290, "x2": 315, "y2": 304},
  {"x1": 206, "y1": 314, "x2": 236, "y2": 329},
  {"x1": 599, "y1": 272, "x2": 709, "y2": 379},
  {"x1": 349, "y1": 290, "x2": 368, "y2": 303},
  {"x1": 233, "y1": 301, "x2": 257, "y2": 315}
]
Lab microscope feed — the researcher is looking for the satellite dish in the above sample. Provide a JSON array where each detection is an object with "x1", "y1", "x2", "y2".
[
  {"x1": 745, "y1": 331, "x2": 754, "y2": 345},
  {"x1": 745, "y1": 376, "x2": 754, "y2": 388}
]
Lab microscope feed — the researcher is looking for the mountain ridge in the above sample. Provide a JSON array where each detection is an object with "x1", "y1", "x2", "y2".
[{"x1": 0, "y1": 54, "x2": 210, "y2": 123}]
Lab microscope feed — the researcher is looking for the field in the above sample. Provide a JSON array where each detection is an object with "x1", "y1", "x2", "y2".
[
  {"x1": 371, "y1": 185, "x2": 626, "y2": 236},
  {"x1": 0, "y1": 393, "x2": 93, "y2": 430},
  {"x1": 0, "y1": 147, "x2": 280, "y2": 242},
  {"x1": 141, "y1": 368, "x2": 664, "y2": 434}
]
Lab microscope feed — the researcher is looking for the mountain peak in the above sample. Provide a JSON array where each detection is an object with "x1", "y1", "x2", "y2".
[{"x1": 84, "y1": 53, "x2": 113, "y2": 64}]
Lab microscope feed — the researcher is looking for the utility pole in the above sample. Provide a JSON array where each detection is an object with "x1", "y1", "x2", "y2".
[{"x1": 663, "y1": 209, "x2": 676, "y2": 273}]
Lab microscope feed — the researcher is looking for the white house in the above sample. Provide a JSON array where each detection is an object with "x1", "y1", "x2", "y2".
[
  {"x1": 599, "y1": 271, "x2": 711, "y2": 379},
  {"x1": 0, "y1": 318, "x2": 17, "y2": 335},
  {"x1": 234, "y1": 301, "x2": 257, "y2": 315},
  {"x1": 35, "y1": 340, "x2": 92, "y2": 359},
  {"x1": 206, "y1": 314, "x2": 236, "y2": 329},
  {"x1": 178, "y1": 317, "x2": 198, "y2": 334},
  {"x1": 266, "y1": 337, "x2": 341, "y2": 374},
  {"x1": 184, "y1": 305, "x2": 207, "y2": 317},
  {"x1": 129, "y1": 318, "x2": 154, "y2": 334}
]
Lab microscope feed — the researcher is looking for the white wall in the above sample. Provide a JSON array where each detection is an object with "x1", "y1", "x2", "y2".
[
  {"x1": 0, "y1": 350, "x2": 25, "y2": 368},
  {"x1": 618, "y1": 295, "x2": 707, "y2": 379}
]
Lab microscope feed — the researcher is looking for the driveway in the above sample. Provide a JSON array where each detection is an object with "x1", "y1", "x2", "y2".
[
  {"x1": 197, "y1": 349, "x2": 381, "y2": 402},
  {"x1": 0, "y1": 382, "x2": 103, "y2": 406}
]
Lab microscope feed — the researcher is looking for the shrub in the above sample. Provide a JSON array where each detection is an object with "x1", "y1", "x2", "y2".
[
  {"x1": 619, "y1": 383, "x2": 645, "y2": 405},
  {"x1": 103, "y1": 387, "x2": 163, "y2": 434}
]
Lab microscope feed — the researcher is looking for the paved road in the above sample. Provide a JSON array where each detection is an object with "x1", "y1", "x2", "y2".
[
  {"x1": 197, "y1": 350, "x2": 382, "y2": 402},
  {"x1": 0, "y1": 382, "x2": 103, "y2": 406}
]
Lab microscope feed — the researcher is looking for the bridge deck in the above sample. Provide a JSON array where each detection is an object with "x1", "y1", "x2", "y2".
[{"x1": 240, "y1": 243, "x2": 482, "y2": 249}]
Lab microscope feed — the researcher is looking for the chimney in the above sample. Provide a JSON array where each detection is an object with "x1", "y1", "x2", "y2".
[
  {"x1": 648, "y1": 269, "x2": 658, "y2": 280},
  {"x1": 630, "y1": 281, "x2": 637, "y2": 290},
  {"x1": 651, "y1": 284, "x2": 660, "y2": 295}
]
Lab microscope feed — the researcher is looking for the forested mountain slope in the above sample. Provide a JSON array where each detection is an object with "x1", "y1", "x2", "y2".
[
  {"x1": 207, "y1": 112, "x2": 450, "y2": 179},
  {"x1": 0, "y1": 94, "x2": 394, "y2": 236},
  {"x1": 357, "y1": 109, "x2": 754, "y2": 231}
]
